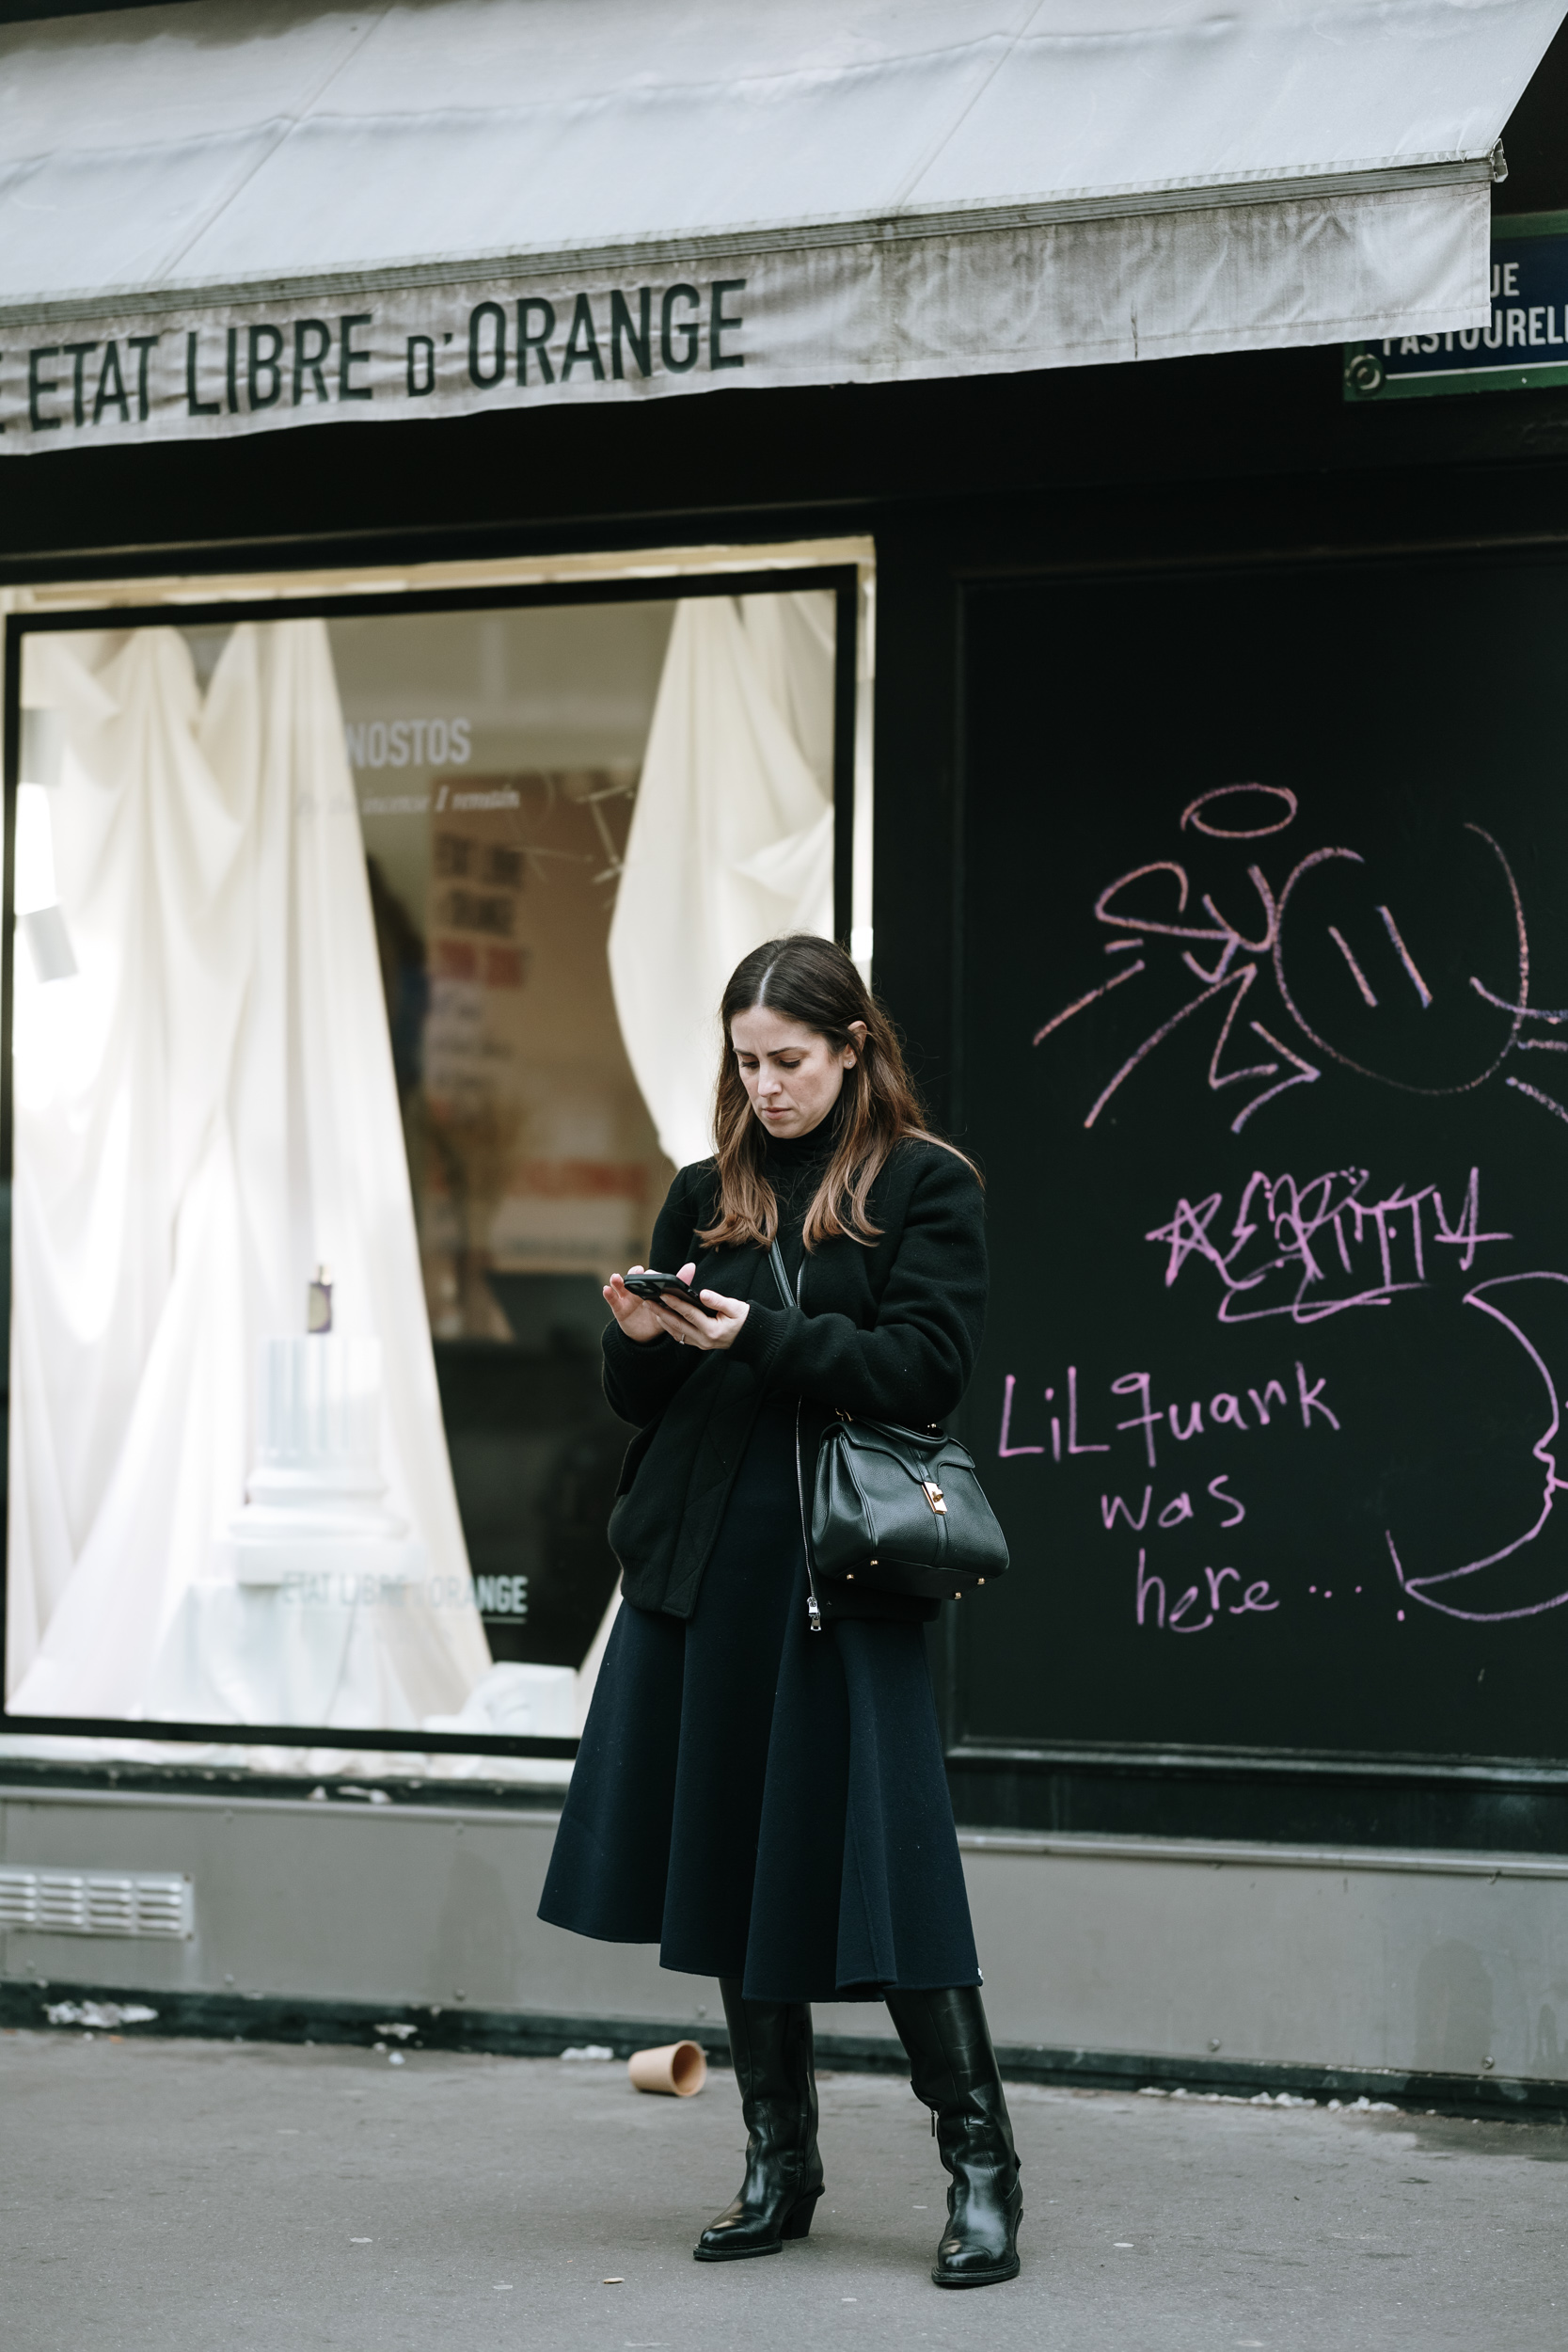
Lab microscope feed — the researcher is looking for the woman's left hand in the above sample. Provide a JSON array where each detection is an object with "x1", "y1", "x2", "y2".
[{"x1": 649, "y1": 1261, "x2": 750, "y2": 1353}]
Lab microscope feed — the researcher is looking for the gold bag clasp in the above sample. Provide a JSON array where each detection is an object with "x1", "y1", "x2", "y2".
[{"x1": 922, "y1": 1479, "x2": 947, "y2": 1516}]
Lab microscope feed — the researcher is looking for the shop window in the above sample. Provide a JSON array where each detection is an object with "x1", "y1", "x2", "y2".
[{"x1": 4, "y1": 582, "x2": 840, "y2": 1760}]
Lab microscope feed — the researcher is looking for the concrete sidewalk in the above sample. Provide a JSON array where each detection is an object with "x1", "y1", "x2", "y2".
[{"x1": 4, "y1": 2029, "x2": 1565, "y2": 2352}]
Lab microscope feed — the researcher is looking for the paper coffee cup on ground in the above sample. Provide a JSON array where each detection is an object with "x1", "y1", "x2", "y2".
[{"x1": 627, "y1": 2040, "x2": 706, "y2": 2096}]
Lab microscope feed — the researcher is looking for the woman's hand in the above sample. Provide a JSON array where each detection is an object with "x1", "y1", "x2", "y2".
[
  {"x1": 603, "y1": 1266, "x2": 669, "y2": 1344},
  {"x1": 655, "y1": 1262, "x2": 750, "y2": 1352},
  {"x1": 603, "y1": 1263, "x2": 750, "y2": 1353}
]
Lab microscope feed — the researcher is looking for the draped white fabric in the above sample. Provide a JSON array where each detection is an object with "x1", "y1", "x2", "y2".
[
  {"x1": 6, "y1": 619, "x2": 489, "y2": 1722},
  {"x1": 608, "y1": 590, "x2": 836, "y2": 1171}
]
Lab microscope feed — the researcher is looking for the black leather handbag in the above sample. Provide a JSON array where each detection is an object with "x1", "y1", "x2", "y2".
[{"x1": 768, "y1": 1243, "x2": 1009, "y2": 1629}]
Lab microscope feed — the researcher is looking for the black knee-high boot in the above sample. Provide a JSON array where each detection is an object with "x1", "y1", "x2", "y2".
[
  {"x1": 885, "y1": 1985, "x2": 1022, "y2": 2288},
  {"x1": 693, "y1": 1979, "x2": 824, "y2": 2261}
]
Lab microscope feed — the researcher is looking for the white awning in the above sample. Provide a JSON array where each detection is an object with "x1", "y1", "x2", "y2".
[{"x1": 0, "y1": 0, "x2": 1560, "y2": 454}]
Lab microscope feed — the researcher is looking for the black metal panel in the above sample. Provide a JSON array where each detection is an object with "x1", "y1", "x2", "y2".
[{"x1": 946, "y1": 1748, "x2": 1568, "y2": 1853}]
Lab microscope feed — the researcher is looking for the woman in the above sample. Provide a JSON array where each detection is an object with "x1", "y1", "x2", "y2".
[{"x1": 538, "y1": 934, "x2": 1022, "y2": 2290}]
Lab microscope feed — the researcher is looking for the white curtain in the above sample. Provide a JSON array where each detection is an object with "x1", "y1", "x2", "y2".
[
  {"x1": 7, "y1": 620, "x2": 489, "y2": 1721},
  {"x1": 608, "y1": 589, "x2": 836, "y2": 1170}
]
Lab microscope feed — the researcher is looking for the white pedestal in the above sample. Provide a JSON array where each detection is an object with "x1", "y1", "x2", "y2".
[
  {"x1": 224, "y1": 1335, "x2": 411, "y2": 1583},
  {"x1": 148, "y1": 1336, "x2": 444, "y2": 1729}
]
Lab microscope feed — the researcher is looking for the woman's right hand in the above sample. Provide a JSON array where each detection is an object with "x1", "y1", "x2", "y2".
[{"x1": 604, "y1": 1266, "x2": 671, "y2": 1345}]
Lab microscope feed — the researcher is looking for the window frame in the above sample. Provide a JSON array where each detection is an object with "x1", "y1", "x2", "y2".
[{"x1": 0, "y1": 553, "x2": 863, "y2": 1759}]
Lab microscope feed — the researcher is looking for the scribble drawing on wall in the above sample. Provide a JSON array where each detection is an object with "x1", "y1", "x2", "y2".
[{"x1": 1032, "y1": 784, "x2": 1564, "y2": 1136}]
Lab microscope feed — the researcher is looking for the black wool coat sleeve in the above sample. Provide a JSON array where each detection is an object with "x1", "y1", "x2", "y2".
[{"x1": 600, "y1": 1139, "x2": 988, "y2": 1622}]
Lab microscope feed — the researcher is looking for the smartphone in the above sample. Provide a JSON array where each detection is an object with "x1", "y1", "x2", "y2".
[{"x1": 620, "y1": 1270, "x2": 720, "y2": 1320}]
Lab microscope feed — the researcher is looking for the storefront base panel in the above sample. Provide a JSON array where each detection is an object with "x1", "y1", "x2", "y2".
[
  {"x1": 962, "y1": 1836, "x2": 1568, "y2": 2098},
  {"x1": 3, "y1": 1974, "x2": 1566, "y2": 2123},
  {"x1": 3, "y1": 1785, "x2": 1566, "y2": 2107}
]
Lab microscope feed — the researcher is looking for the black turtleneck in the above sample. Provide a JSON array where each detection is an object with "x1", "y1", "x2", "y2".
[{"x1": 763, "y1": 1099, "x2": 845, "y2": 1277}]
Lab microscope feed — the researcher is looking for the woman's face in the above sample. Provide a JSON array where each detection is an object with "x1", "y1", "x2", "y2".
[{"x1": 730, "y1": 1006, "x2": 864, "y2": 1140}]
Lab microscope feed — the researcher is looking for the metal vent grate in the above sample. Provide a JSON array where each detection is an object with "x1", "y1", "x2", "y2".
[
  {"x1": 132, "y1": 1879, "x2": 190, "y2": 1936},
  {"x1": 0, "y1": 1867, "x2": 192, "y2": 1939},
  {"x1": 0, "y1": 1869, "x2": 36, "y2": 1930}
]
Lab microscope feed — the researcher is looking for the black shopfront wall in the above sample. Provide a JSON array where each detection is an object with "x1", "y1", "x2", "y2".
[
  {"x1": 10, "y1": 277, "x2": 1568, "y2": 1849},
  {"x1": 948, "y1": 553, "x2": 1568, "y2": 1850}
]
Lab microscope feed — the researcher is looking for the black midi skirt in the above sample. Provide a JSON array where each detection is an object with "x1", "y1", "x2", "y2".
[{"x1": 537, "y1": 1397, "x2": 980, "y2": 2002}]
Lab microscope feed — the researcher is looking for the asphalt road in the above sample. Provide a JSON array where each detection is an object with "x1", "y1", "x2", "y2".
[{"x1": 4, "y1": 2028, "x2": 1565, "y2": 2351}]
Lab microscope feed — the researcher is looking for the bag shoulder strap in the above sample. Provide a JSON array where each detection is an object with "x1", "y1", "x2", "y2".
[
  {"x1": 768, "y1": 1239, "x2": 803, "y2": 1310},
  {"x1": 791, "y1": 1392, "x2": 818, "y2": 1629},
  {"x1": 767, "y1": 1241, "x2": 821, "y2": 1629}
]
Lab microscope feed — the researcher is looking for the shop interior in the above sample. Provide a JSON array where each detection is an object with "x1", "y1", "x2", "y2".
[{"x1": 5, "y1": 581, "x2": 839, "y2": 1748}]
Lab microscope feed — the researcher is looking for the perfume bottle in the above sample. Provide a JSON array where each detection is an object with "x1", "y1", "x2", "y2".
[{"x1": 306, "y1": 1264, "x2": 333, "y2": 1335}]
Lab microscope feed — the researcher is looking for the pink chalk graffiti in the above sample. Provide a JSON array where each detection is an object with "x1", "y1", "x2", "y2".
[
  {"x1": 1145, "y1": 1164, "x2": 1511, "y2": 1325},
  {"x1": 1031, "y1": 793, "x2": 1564, "y2": 1136},
  {"x1": 1386, "y1": 1273, "x2": 1568, "y2": 1623}
]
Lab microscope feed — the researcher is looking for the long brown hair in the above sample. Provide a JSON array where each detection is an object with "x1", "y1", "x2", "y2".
[{"x1": 696, "y1": 934, "x2": 975, "y2": 1251}]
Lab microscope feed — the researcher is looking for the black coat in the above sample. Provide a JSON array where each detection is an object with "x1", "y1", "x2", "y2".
[{"x1": 602, "y1": 1136, "x2": 988, "y2": 1622}]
